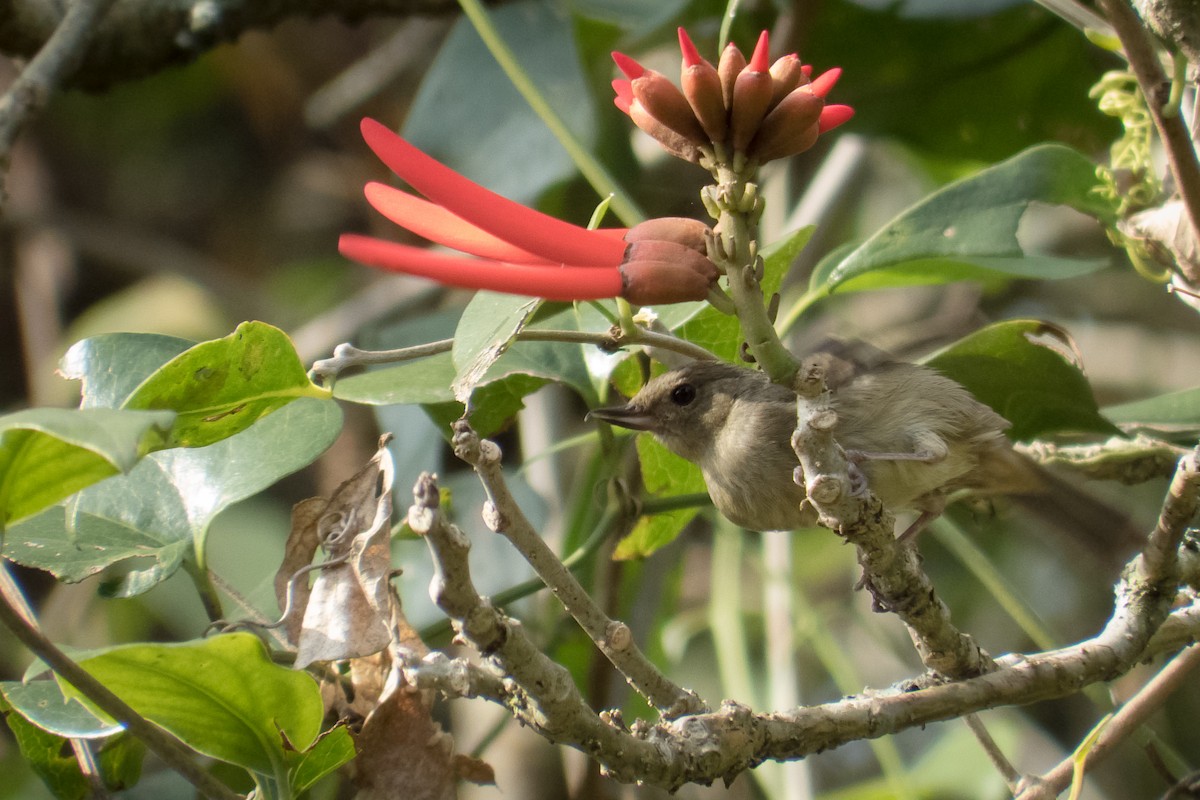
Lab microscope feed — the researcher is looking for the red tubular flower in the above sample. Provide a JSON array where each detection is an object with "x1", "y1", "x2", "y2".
[
  {"x1": 613, "y1": 28, "x2": 855, "y2": 164},
  {"x1": 339, "y1": 119, "x2": 718, "y2": 304}
]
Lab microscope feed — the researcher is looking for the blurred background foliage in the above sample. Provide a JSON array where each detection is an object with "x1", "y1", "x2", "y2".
[{"x1": 3, "y1": 0, "x2": 1199, "y2": 797}]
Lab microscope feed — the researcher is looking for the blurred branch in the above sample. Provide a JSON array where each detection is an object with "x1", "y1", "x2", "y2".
[
  {"x1": 0, "y1": 0, "x2": 116, "y2": 201},
  {"x1": 0, "y1": 0, "x2": 486, "y2": 92},
  {"x1": 1016, "y1": 642, "x2": 1200, "y2": 799},
  {"x1": 1020, "y1": 435, "x2": 1187, "y2": 484}
]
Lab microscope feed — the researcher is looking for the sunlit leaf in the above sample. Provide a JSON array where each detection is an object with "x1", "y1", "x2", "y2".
[
  {"x1": 4, "y1": 397, "x2": 342, "y2": 594},
  {"x1": 68, "y1": 634, "x2": 322, "y2": 776},
  {"x1": 61, "y1": 333, "x2": 194, "y2": 410},
  {"x1": 123, "y1": 321, "x2": 330, "y2": 448},
  {"x1": 0, "y1": 408, "x2": 175, "y2": 527}
]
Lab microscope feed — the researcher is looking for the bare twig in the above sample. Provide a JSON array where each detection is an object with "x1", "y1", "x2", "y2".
[
  {"x1": 0, "y1": 564, "x2": 241, "y2": 800},
  {"x1": 309, "y1": 326, "x2": 717, "y2": 383},
  {"x1": 965, "y1": 713, "x2": 1023, "y2": 792},
  {"x1": 448, "y1": 424, "x2": 707, "y2": 717},
  {"x1": 1098, "y1": 0, "x2": 1200, "y2": 282}
]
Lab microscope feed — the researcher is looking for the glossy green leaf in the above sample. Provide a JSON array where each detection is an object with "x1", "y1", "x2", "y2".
[
  {"x1": 614, "y1": 436, "x2": 706, "y2": 559},
  {"x1": 1, "y1": 680, "x2": 121, "y2": 739},
  {"x1": 333, "y1": 352, "x2": 457, "y2": 406},
  {"x1": 123, "y1": 321, "x2": 330, "y2": 448},
  {"x1": 0, "y1": 408, "x2": 175, "y2": 527},
  {"x1": 4, "y1": 397, "x2": 342, "y2": 594},
  {"x1": 61, "y1": 333, "x2": 194, "y2": 409},
  {"x1": 814, "y1": 145, "x2": 1114, "y2": 295},
  {"x1": 69, "y1": 634, "x2": 322, "y2": 777},
  {"x1": 677, "y1": 228, "x2": 811, "y2": 360},
  {"x1": 1105, "y1": 387, "x2": 1200, "y2": 435},
  {"x1": 925, "y1": 320, "x2": 1119, "y2": 441},
  {"x1": 287, "y1": 725, "x2": 356, "y2": 795}
]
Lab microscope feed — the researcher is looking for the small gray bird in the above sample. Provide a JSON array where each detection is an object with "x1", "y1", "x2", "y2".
[{"x1": 589, "y1": 351, "x2": 1141, "y2": 557}]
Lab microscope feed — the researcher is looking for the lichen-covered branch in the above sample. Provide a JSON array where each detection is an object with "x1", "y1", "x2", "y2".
[{"x1": 448, "y1": 421, "x2": 707, "y2": 717}]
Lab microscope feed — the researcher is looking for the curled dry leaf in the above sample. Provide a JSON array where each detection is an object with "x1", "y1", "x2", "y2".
[{"x1": 273, "y1": 435, "x2": 402, "y2": 668}]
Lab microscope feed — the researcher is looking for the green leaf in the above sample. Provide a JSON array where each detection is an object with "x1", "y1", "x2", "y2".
[
  {"x1": 677, "y1": 228, "x2": 811, "y2": 360},
  {"x1": 4, "y1": 397, "x2": 342, "y2": 594},
  {"x1": 333, "y1": 352, "x2": 457, "y2": 406},
  {"x1": 2, "y1": 692, "x2": 91, "y2": 800},
  {"x1": 69, "y1": 634, "x2": 322, "y2": 777},
  {"x1": 123, "y1": 321, "x2": 330, "y2": 448},
  {"x1": 1105, "y1": 387, "x2": 1200, "y2": 436},
  {"x1": 925, "y1": 320, "x2": 1120, "y2": 441},
  {"x1": 1, "y1": 680, "x2": 121, "y2": 739},
  {"x1": 287, "y1": 725, "x2": 355, "y2": 795},
  {"x1": 0, "y1": 408, "x2": 175, "y2": 527},
  {"x1": 61, "y1": 333, "x2": 195, "y2": 409},
  {"x1": 814, "y1": 145, "x2": 1114, "y2": 295},
  {"x1": 614, "y1": 436, "x2": 707, "y2": 559},
  {"x1": 452, "y1": 292, "x2": 543, "y2": 402}
]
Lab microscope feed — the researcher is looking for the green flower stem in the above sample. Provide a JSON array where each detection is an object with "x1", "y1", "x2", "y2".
[
  {"x1": 455, "y1": 0, "x2": 645, "y2": 227},
  {"x1": 710, "y1": 164, "x2": 798, "y2": 383}
]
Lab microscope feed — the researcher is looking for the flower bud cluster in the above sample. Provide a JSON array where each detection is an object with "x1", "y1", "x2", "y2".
[{"x1": 612, "y1": 29, "x2": 853, "y2": 165}]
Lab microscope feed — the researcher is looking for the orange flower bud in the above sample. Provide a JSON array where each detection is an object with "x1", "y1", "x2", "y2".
[
  {"x1": 746, "y1": 88, "x2": 824, "y2": 163},
  {"x1": 628, "y1": 99, "x2": 703, "y2": 163},
  {"x1": 678, "y1": 28, "x2": 727, "y2": 145},
  {"x1": 631, "y1": 71, "x2": 709, "y2": 148},
  {"x1": 717, "y1": 42, "x2": 747, "y2": 109},
  {"x1": 620, "y1": 240, "x2": 719, "y2": 305},
  {"x1": 729, "y1": 31, "x2": 775, "y2": 153},
  {"x1": 624, "y1": 217, "x2": 711, "y2": 254},
  {"x1": 768, "y1": 54, "x2": 807, "y2": 108}
]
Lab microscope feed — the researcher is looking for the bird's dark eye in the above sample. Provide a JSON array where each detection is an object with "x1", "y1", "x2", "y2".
[{"x1": 670, "y1": 383, "x2": 696, "y2": 406}]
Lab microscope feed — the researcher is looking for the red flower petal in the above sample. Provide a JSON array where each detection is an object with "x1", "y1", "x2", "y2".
[
  {"x1": 611, "y1": 51, "x2": 645, "y2": 80},
  {"x1": 809, "y1": 67, "x2": 842, "y2": 99},
  {"x1": 364, "y1": 182, "x2": 554, "y2": 264},
  {"x1": 339, "y1": 234, "x2": 623, "y2": 301},
  {"x1": 818, "y1": 104, "x2": 855, "y2": 133},
  {"x1": 677, "y1": 28, "x2": 707, "y2": 69},
  {"x1": 748, "y1": 30, "x2": 770, "y2": 73},
  {"x1": 359, "y1": 119, "x2": 625, "y2": 267}
]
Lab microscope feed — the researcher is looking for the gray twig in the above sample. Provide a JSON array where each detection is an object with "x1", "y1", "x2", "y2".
[{"x1": 447, "y1": 425, "x2": 707, "y2": 717}]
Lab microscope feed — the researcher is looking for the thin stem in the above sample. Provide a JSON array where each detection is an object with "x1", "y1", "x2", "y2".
[
  {"x1": 0, "y1": 565, "x2": 241, "y2": 800},
  {"x1": 310, "y1": 326, "x2": 718, "y2": 382},
  {"x1": 454, "y1": 0, "x2": 645, "y2": 227},
  {"x1": 964, "y1": 713, "x2": 1022, "y2": 792}
]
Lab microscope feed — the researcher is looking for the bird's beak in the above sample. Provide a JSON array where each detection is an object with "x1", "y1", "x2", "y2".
[{"x1": 586, "y1": 404, "x2": 656, "y2": 432}]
